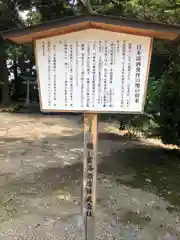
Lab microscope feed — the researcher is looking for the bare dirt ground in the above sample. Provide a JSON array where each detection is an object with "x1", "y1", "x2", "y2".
[{"x1": 0, "y1": 113, "x2": 180, "y2": 240}]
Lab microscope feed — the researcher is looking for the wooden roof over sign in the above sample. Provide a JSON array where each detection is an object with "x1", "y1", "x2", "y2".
[{"x1": 2, "y1": 14, "x2": 180, "y2": 44}]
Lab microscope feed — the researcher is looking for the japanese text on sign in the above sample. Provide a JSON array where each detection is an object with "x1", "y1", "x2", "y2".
[{"x1": 36, "y1": 29, "x2": 151, "y2": 113}]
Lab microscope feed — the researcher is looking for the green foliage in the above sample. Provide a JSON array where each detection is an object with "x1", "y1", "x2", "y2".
[
  {"x1": 156, "y1": 51, "x2": 180, "y2": 146},
  {"x1": 0, "y1": 0, "x2": 25, "y2": 31},
  {"x1": 145, "y1": 76, "x2": 164, "y2": 114},
  {"x1": 30, "y1": 0, "x2": 74, "y2": 21},
  {"x1": 1, "y1": 0, "x2": 180, "y2": 146}
]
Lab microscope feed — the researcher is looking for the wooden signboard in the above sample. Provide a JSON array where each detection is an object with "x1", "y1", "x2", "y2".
[
  {"x1": 35, "y1": 29, "x2": 152, "y2": 113},
  {"x1": 3, "y1": 14, "x2": 180, "y2": 240}
]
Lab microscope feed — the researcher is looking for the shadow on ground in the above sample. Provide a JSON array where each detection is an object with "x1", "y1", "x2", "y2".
[
  {"x1": 99, "y1": 142, "x2": 180, "y2": 208},
  {"x1": 0, "y1": 131, "x2": 180, "y2": 209}
]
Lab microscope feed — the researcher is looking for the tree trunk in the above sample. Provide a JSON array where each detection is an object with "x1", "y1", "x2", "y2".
[
  {"x1": 13, "y1": 54, "x2": 18, "y2": 80},
  {"x1": 0, "y1": 36, "x2": 10, "y2": 106}
]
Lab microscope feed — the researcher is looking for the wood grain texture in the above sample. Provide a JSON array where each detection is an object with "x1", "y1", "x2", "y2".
[
  {"x1": 37, "y1": 109, "x2": 145, "y2": 114},
  {"x1": 34, "y1": 41, "x2": 43, "y2": 112},
  {"x1": 3, "y1": 14, "x2": 180, "y2": 44},
  {"x1": 12, "y1": 22, "x2": 91, "y2": 44},
  {"x1": 141, "y1": 38, "x2": 153, "y2": 112},
  {"x1": 83, "y1": 113, "x2": 98, "y2": 240}
]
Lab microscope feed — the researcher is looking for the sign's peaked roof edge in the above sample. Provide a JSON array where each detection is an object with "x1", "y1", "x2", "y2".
[{"x1": 2, "y1": 14, "x2": 180, "y2": 43}]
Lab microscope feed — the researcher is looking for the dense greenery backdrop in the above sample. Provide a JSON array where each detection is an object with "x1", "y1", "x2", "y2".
[{"x1": 1, "y1": 0, "x2": 180, "y2": 145}]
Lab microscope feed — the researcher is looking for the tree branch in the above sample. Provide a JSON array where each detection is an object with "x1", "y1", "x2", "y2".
[{"x1": 78, "y1": 0, "x2": 95, "y2": 14}]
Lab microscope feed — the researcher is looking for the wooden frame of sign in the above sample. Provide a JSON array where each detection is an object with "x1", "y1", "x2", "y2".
[
  {"x1": 2, "y1": 14, "x2": 180, "y2": 240},
  {"x1": 33, "y1": 36, "x2": 153, "y2": 114}
]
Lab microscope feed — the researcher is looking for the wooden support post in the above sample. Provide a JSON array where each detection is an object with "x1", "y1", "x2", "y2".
[{"x1": 83, "y1": 113, "x2": 98, "y2": 240}]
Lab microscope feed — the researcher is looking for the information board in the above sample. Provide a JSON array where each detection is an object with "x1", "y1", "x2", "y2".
[{"x1": 35, "y1": 29, "x2": 152, "y2": 113}]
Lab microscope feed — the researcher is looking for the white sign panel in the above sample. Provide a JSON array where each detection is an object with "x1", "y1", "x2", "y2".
[{"x1": 36, "y1": 29, "x2": 151, "y2": 113}]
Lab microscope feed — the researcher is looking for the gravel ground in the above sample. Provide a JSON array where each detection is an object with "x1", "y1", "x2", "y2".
[{"x1": 0, "y1": 113, "x2": 180, "y2": 239}]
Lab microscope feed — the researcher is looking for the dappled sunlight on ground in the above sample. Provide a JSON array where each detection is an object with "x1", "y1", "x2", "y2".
[
  {"x1": 0, "y1": 113, "x2": 83, "y2": 140},
  {"x1": 0, "y1": 113, "x2": 179, "y2": 239}
]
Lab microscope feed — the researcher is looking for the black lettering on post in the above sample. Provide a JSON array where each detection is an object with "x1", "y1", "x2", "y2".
[{"x1": 86, "y1": 141, "x2": 94, "y2": 217}]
